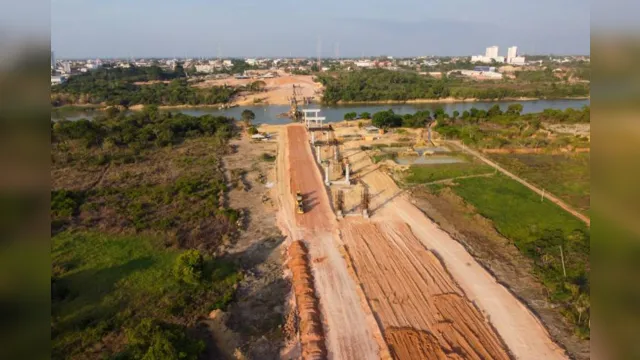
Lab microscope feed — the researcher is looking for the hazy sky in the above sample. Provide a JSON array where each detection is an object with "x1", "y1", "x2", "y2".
[{"x1": 51, "y1": 0, "x2": 590, "y2": 59}]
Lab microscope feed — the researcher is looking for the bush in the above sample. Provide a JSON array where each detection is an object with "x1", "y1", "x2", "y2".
[
  {"x1": 247, "y1": 126, "x2": 258, "y2": 135},
  {"x1": 124, "y1": 319, "x2": 205, "y2": 360},
  {"x1": 173, "y1": 250, "x2": 204, "y2": 285},
  {"x1": 260, "y1": 153, "x2": 276, "y2": 162},
  {"x1": 359, "y1": 112, "x2": 371, "y2": 119},
  {"x1": 344, "y1": 112, "x2": 357, "y2": 120}
]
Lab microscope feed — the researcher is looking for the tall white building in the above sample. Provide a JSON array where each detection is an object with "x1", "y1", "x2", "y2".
[
  {"x1": 51, "y1": 51, "x2": 55, "y2": 69},
  {"x1": 507, "y1": 46, "x2": 518, "y2": 60},
  {"x1": 485, "y1": 46, "x2": 499, "y2": 59}
]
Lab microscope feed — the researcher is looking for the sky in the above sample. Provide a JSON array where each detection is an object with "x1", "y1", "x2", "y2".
[{"x1": 50, "y1": 0, "x2": 591, "y2": 59}]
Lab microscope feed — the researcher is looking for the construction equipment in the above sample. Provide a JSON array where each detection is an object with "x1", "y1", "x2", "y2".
[
  {"x1": 296, "y1": 191, "x2": 304, "y2": 214},
  {"x1": 287, "y1": 85, "x2": 303, "y2": 122}
]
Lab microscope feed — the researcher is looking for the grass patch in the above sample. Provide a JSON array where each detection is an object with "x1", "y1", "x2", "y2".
[
  {"x1": 450, "y1": 174, "x2": 590, "y2": 337},
  {"x1": 405, "y1": 161, "x2": 492, "y2": 183},
  {"x1": 51, "y1": 231, "x2": 241, "y2": 360},
  {"x1": 488, "y1": 153, "x2": 590, "y2": 213},
  {"x1": 372, "y1": 152, "x2": 397, "y2": 164}
]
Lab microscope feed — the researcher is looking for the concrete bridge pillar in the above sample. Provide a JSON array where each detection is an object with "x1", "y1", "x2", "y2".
[
  {"x1": 316, "y1": 145, "x2": 321, "y2": 163},
  {"x1": 325, "y1": 163, "x2": 330, "y2": 186},
  {"x1": 345, "y1": 163, "x2": 350, "y2": 184}
]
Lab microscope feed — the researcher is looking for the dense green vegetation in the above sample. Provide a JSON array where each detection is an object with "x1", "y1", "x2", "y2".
[
  {"x1": 436, "y1": 174, "x2": 590, "y2": 337},
  {"x1": 51, "y1": 109, "x2": 243, "y2": 358},
  {"x1": 317, "y1": 69, "x2": 589, "y2": 103},
  {"x1": 52, "y1": 232, "x2": 240, "y2": 359},
  {"x1": 51, "y1": 66, "x2": 236, "y2": 107},
  {"x1": 433, "y1": 105, "x2": 590, "y2": 149},
  {"x1": 488, "y1": 153, "x2": 590, "y2": 213},
  {"x1": 405, "y1": 161, "x2": 493, "y2": 183}
]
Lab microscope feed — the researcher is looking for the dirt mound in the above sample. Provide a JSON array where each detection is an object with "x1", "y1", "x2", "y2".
[{"x1": 288, "y1": 240, "x2": 327, "y2": 360}]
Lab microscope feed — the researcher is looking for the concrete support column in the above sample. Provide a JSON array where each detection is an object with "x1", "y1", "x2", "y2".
[
  {"x1": 311, "y1": 131, "x2": 315, "y2": 145},
  {"x1": 325, "y1": 164, "x2": 330, "y2": 186},
  {"x1": 345, "y1": 163, "x2": 350, "y2": 184},
  {"x1": 316, "y1": 146, "x2": 321, "y2": 163},
  {"x1": 325, "y1": 132, "x2": 329, "y2": 143},
  {"x1": 333, "y1": 145, "x2": 338, "y2": 161}
]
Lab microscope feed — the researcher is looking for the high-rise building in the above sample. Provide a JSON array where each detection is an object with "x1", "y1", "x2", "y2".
[
  {"x1": 507, "y1": 46, "x2": 518, "y2": 60},
  {"x1": 51, "y1": 51, "x2": 55, "y2": 69},
  {"x1": 485, "y1": 46, "x2": 499, "y2": 59}
]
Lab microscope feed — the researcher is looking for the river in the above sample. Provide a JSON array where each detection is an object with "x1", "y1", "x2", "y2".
[{"x1": 52, "y1": 99, "x2": 589, "y2": 124}]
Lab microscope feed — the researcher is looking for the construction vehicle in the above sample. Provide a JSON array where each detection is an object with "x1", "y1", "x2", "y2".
[{"x1": 296, "y1": 191, "x2": 304, "y2": 214}]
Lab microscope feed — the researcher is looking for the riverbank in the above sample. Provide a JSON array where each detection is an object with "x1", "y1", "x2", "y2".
[
  {"x1": 53, "y1": 95, "x2": 590, "y2": 113},
  {"x1": 334, "y1": 96, "x2": 590, "y2": 105}
]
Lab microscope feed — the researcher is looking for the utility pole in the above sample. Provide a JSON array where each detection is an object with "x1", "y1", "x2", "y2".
[{"x1": 559, "y1": 245, "x2": 567, "y2": 278}]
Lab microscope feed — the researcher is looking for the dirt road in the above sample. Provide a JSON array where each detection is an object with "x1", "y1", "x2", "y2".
[
  {"x1": 276, "y1": 124, "x2": 382, "y2": 359},
  {"x1": 446, "y1": 140, "x2": 590, "y2": 226},
  {"x1": 342, "y1": 144, "x2": 569, "y2": 360}
]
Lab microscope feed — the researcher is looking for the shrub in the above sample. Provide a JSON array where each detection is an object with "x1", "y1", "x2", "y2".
[
  {"x1": 247, "y1": 126, "x2": 258, "y2": 135},
  {"x1": 125, "y1": 319, "x2": 205, "y2": 360},
  {"x1": 260, "y1": 153, "x2": 276, "y2": 162},
  {"x1": 173, "y1": 250, "x2": 204, "y2": 285}
]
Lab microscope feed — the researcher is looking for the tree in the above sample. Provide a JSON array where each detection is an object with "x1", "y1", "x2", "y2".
[
  {"x1": 452, "y1": 110, "x2": 460, "y2": 120},
  {"x1": 247, "y1": 126, "x2": 258, "y2": 135},
  {"x1": 241, "y1": 109, "x2": 256, "y2": 127},
  {"x1": 372, "y1": 109, "x2": 402, "y2": 128},
  {"x1": 344, "y1": 112, "x2": 357, "y2": 120},
  {"x1": 487, "y1": 104, "x2": 503, "y2": 117},
  {"x1": 506, "y1": 103, "x2": 524, "y2": 116},
  {"x1": 173, "y1": 250, "x2": 204, "y2": 285},
  {"x1": 359, "y1": 112, "x2": 371, "y2": 119},
  {"x1": 462, "y1": 110, "x2": 470, "y2": 119}
]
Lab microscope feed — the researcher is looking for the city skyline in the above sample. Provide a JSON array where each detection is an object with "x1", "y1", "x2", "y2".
[{"x1": 51, "y1": 0, "x2": 590, "y2": 59}]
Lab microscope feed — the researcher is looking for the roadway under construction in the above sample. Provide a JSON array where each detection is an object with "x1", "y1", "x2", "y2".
[{"x1": 275, "y1": 116, "x2": 567, "y2": 360}]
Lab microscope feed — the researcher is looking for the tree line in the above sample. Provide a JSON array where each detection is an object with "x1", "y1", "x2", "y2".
[
  {"x1": 316, "y1": 69, "x2": 589, "y2": 103},
  {"x1": 51, "y1": 65, "x2": 236, "y2": 107},
  {"x1": 52, "y1": 106, "x2": 235, "y2": 153}
]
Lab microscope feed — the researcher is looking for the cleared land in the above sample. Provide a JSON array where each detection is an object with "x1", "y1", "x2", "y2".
[
  {"x1": 336, "y1": 124, "x2": 569, "y2": 359},
  {"x1": 196, "y1": 72, "x2": 322, "y2": 106},
  {"x1": 486, "y1": 153, "x2": 590, "y2": 214}
]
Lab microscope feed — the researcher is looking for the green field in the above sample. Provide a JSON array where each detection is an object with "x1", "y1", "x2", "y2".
[
  {"x1": 487, "y1": 153, "x2": 590, "y2": 213},
  {"x1": 52, "y1": 231, "x2": 240, "y2": 360},
  {"x1": 445, "y1": 174, "x2": 590, "y2": 337},
  {"x1": 405, "y1": 161, "x2": 493, "y2": 184}
]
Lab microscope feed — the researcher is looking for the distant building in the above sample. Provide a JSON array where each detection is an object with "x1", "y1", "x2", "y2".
[
  {"x1": 474, "y1": 66, "x2": 496, "y2": 72},
  {"x1": 245, "y1": 58, "x2": 257, "y2": 66},
  {"x1": 485, "y1": 46, "x2": 499, "y2": 59},
  {"x1": 51, "y1": 51, "x2": 55, "y2": 69},
  {"x1": 506, "y1": 46, "x2": 526, "y2": 65},
  {"x1": 51, "y1": 75, "x2": 66, "y2": 85},
  {"x1": 453, "y1": 69, "x2": 503, "y2": 79},
  {"x1": 354, "y1": 60, "x2": 373, "y2": 68}
]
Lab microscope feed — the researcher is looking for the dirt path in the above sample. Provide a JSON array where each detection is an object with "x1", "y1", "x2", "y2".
[
  {"x1": 446, "y1": 140, "x2": 590, "y2": 226},
  {"x1": 275, "y1": 124, "x2": 381, "y2": 360},
  {"x1": 343, "y1": 144, "x2": 569, "y2": 360}
]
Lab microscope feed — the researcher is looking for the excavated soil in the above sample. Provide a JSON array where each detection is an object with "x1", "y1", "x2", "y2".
[
  {"x1": 341, "y1": 220, "x2": 510, "y2": 360},
  {"x1": 288, "y1": 241, "x2": 327, "y2": 360}
]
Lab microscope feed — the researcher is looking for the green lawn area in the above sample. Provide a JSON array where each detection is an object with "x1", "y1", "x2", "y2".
[
  {"x1": 446, "y1": 174, "x2": 590, "y2": 337},
  {"x1": 488, "y1": 153, "x2": 590, "y2": 213},
  {"x1": 405, "y1": 161, "x2": 493, "y2": 183},
  {"x1": 51, "y1": 231, "x2": 240, "y2": 360}
]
